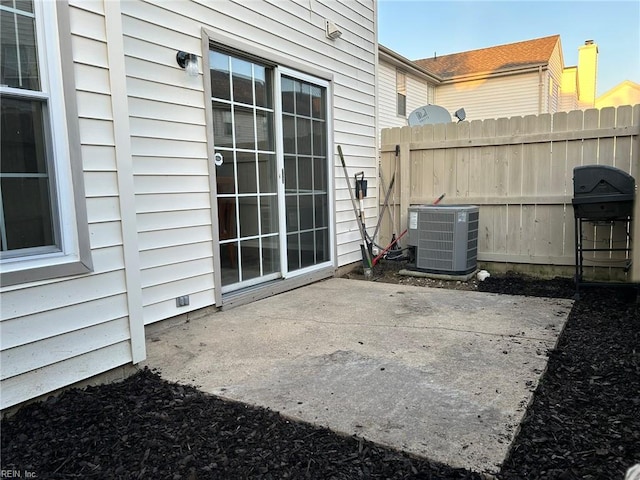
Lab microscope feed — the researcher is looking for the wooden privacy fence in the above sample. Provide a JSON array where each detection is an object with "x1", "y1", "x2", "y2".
[{"x1": 379, "y1": 105, "x2": 640, "y2": 281}]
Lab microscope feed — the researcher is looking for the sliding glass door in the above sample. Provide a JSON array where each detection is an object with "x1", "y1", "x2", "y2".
[{"x1": 209, "y1": 49, "x2": 330, "y2": 293}]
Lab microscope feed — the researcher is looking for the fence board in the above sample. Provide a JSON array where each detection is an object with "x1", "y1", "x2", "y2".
[{"x1": 380, "y1": 104, "x2": 639, "y2": 280}]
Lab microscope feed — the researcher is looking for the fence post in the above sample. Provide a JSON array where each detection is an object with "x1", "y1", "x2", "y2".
[{"x1": 399, "y1": 126, "x2": 412, "y2": 237}]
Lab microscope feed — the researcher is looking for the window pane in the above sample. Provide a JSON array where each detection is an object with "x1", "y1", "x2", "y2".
[
  {"x1": 1, "y1": 96, "x2": 47, "y2": 173},
  {"x1": 217, "y1": 197, "x2": 236, "y2": 240},
  {"x1": 1, "y1": 96, "x2": 55, "y2": 251},
  {"x1": 0, "y1": 8, "x2": 40, "y2": 90},
  {"x1": 260, "y1": 195, "x2": 278, "y2": 234},
  {"x1": 236, "y1": 151, "x2": 256, "y2": 194},
  {"x1": 220, "y1": 241, "x2": 238, "y2": 282},
  {"x1": 212, "y1": 101, "x2": 233, "y2": 148},
  {"x1": 311, "y1": 85, "x2": 325, "y2": 119},
  {"x1": 255, "y1": 109, "x2": 273, "y2": 151},
  {"x1": 281, "y1": 77, "x2": 295, "y2": 113},
  {"x1": 258, "y1": 153, "x2": 277, "y2": 194},
  {"x1": 240, "y1": 239, "x2": 260, "y2": 281},
  {"x1": 238, "y1": 196, "x2": 258, "y2": 237},
  {"x1": 232, "y1": 57, "x2": 253, "y2": 104},
  {"x1": 298, "y1": 157, "x2": 312, "y2": 191},
  {"x1": 312, "y1": 120, "x2": 325, "y2": 156},
  {"x1": 396, "y1": 70, "x2": 406, "y2": 116},
  {"x1": 296, "y1": 82, "x2": 311, "y2": 117},
  {"x1": 397, "y1": 93, "x2": 406, "y2": 116},
  {"x1": 284, "y1": 155, "x2": 296, "y2": 191},
  {"x1": 209, "y1": 51, "x2": 230, "y2": 101},
  {"x1": 14, "y1": 1, "x2": 35, "y2": 14},
  {"x1": 216, "y1": 156, "x2": 235, "y2": 194},
  {"x1": 313, "y1": 157, "x2": 326, "y2": 191},
  {"x1": 233, "y1": 105, "x2": 255, "y2": 149},
  {"x1": 285, "y1": 195, "x2": 298, "y2": 232},
  {"x1": 282, "y1": 115, "x2": 295, "y2": 153},
  {"x1": 316, "y1": 228, "x2": 329, "y2": 262},
  {"x1": 300, "y1": 231, "x2": 314, "y2": 267},
  {"x1": 2, "y1": 177, "x2": 54, "y2": 250},
  {"x1": 299, "y1": 195, "x2": 313, "y2": 230},
  {"x1": 296, "y1": 117, "x2": 311, "y2": 155},
  {"x1": 287, "y1": 233, "x2": 299, "y2": 271},
  {"x1": 262, "y1": 235, "x2": 279, "y2": 274},
  {"x1": 254, "y1": 65, "x2": 271, "y2": 108},
  {"x1": 314, "y1": 194, "x2": 328, "y2": 228}
]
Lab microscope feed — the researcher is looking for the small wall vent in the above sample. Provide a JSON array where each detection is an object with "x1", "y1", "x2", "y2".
[{"x1": 406, "y1": 205, "x2": 479, "y2": 275}]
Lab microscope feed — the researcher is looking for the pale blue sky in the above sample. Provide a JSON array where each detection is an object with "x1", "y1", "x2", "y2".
[{"x1": 378, "y1": 0, "x2": 640, "y2": 96}]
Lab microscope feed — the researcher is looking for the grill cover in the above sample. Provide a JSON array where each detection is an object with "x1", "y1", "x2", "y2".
[{"x1": 572, "y1": 165, "x2": 635, "y2": 219}]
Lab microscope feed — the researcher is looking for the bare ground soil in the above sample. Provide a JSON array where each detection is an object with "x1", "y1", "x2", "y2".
[{"x1": 2, "y1": 261, "x2": 639, "y2": 479}]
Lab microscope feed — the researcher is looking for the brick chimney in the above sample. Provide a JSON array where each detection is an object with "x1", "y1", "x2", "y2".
[{"x1": 577, "y1": 40, "x2": 598, "y2": 108}]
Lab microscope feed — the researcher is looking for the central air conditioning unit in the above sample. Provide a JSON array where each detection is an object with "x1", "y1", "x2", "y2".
[{"x1": 406, "y1": 205, "x2": 479, "y2": 275}]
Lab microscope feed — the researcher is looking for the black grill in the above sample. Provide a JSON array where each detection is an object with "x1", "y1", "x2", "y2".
[{"x1": 572, "y1": 165, "x2": 635, "y2": 220}]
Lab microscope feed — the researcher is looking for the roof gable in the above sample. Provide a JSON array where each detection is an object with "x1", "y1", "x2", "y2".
[{"x1": 415, "y1": 35, "x2": 560, "y2": 79}]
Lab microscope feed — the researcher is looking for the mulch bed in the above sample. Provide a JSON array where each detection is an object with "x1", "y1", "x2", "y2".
[{"x1": 2, "y1": 271, "x2": 639, "y2": 479}]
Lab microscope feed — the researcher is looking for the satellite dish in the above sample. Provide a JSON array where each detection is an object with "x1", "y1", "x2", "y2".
[
  {"x1": 454, "y1": 108, "x2": 466, "y2": 122},
  {"x1": 407, "y1": 104, "x2": 452, "y2": 126}
]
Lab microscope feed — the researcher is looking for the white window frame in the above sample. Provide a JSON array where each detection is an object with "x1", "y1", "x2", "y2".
[
  {"x1": 396, "y1": 69, "x2": 407, "y2": 117},
  {"x1": 1, "y1": 0, "x2": 91, "y2": 287}
]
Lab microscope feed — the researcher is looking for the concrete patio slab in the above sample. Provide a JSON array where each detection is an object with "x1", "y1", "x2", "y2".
[{"x1": 142, "y1": 278, "x2": 573, "y2": 474}]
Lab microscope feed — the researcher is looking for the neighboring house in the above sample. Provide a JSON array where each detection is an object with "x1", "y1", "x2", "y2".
[
  {"x1": 596, "y1": 80, "x2": 640, "y2": 108},
  {"x1": 377, "y1": 45, "x2": 438, "y2": 131},
  {"x1": 413, "y1": 35, "x2": 599, "y2": 121},
  {"x1": 0, "y1": 0, "x2": 377, "y2": 410}
]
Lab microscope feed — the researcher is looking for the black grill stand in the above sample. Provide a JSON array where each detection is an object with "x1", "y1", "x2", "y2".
[
  {"x1": 573, "y1": 215, "x2": 634, "y2": 298},
  {"x1": 572, "y1": 165, "x2": 637, "y2": 299}
]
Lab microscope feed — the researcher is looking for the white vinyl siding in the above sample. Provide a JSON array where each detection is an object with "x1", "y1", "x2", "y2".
[
  {"x1": 378, "y1": 60, "x2": 400, "y2": 130},
  {"x1": 0, "y1": 0, "x2": 92, "y2": 280},
  {"x1": 1, "y1": 0, "x2": 377, "y2": 409},
  {"x1": 546, "y1": 42, "x2": 564, "y2": 114},
  {"x1": 406, "y1": 74, "x2": 432, "y2": 117},
  {"x1": 435, "y1": 72, "x2": 541, "y2": 121},
  {"x1": 0, "y1": 1, "x2": 134, "y2": 410},
  {"x1": 121, "y1": 0, "x2": 377, "y2": 300},
  {"x1": 378, "y1": 58, "x2": 434, "y2": 131}
]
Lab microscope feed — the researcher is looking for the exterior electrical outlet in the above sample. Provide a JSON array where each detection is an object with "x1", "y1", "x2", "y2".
[
  {"x1": 176, "y1": 296, "x2": 190, "y2": 307},
  {"x1": 407, "y1": 205, "x2": 479, "y2": 275}
]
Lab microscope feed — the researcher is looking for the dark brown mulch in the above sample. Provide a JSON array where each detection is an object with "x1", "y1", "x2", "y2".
[
  {"x1": 1, "y1": 370, "x2": 483, "y2": 480},
  {"x1": 2, "y1": 265, "x2": 639, "y2": 479},
  {"x1": 498, "y1": 282, "x2": 640, "y2": 480}
]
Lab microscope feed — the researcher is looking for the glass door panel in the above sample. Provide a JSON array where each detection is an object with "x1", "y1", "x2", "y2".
[
  {"x1": 210, "y1": 49, "x2": 331, "y2": 293},
  {"x1": 281, "y1": 75, "x2": 329, "y2": 273},
  {"x1": 210, "y1": 49, "x2": 279, "y2": 292}
]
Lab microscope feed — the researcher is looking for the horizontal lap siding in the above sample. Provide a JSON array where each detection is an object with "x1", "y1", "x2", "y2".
[
  {"x1": 122, "y1": 5, "x2": 214, "y2": 322},
  {"x1": 2, "y1": 0, "x2": 378, "y2": 408},
  {"x1": 406, "y1": 74, "x2": 431, "y2": 117},
  {"x1": 436, "y1": 72, "x2": 540, "y2": 121},
  {"x1": 378, "y1": 59, "x2": 435, "y2": 130},
  {"x1": 122, "y1": 0, "x2": 377, "y2": 291},
  {"x1": 0, "y1": 1, "x2": 134, "y2": 410},
  {"x1": 378, "y1": 61, "x2": 401, "y2": 131}
]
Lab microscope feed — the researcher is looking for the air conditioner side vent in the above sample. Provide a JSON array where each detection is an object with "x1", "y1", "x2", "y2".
[{"x1": 407, "y1": 205, "x2": 479, "y2": 275}]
